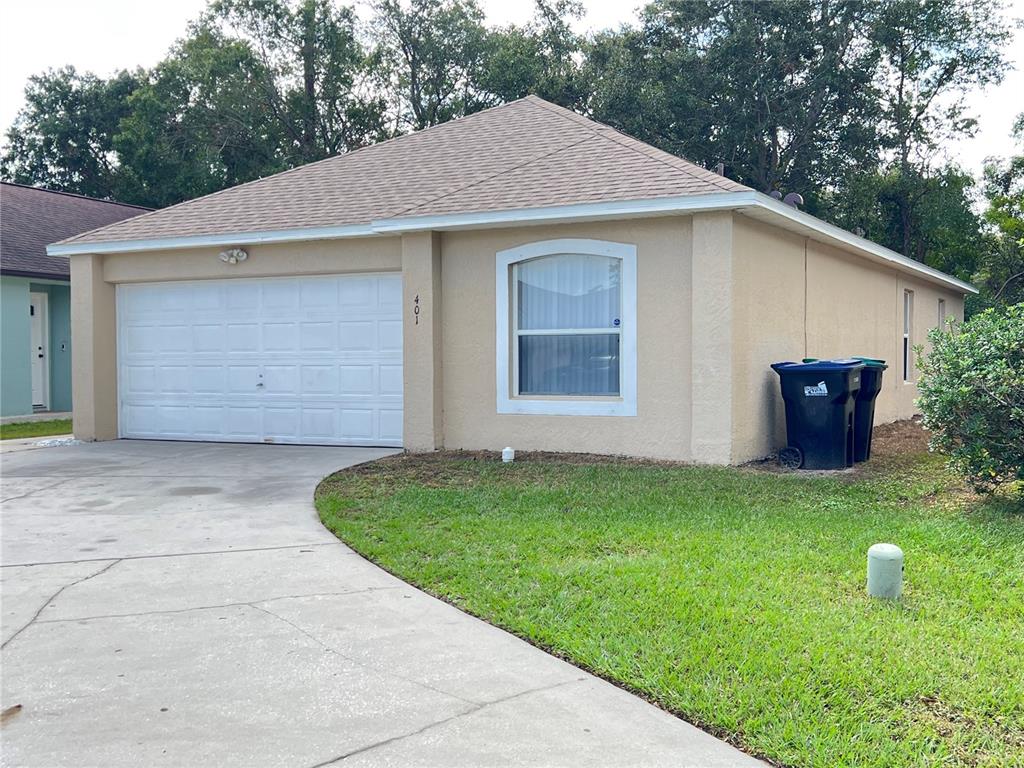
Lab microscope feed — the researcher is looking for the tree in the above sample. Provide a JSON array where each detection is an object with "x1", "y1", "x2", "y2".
[
  {"x1": 1, "y1": 0, "x2": 388, "y2": 207},
  {"x1": 208, "y1": 0, "x2": 389, "y2": 162},
  {"x1": 974, "y1": 113, "x2": 1024, "y2": 311},
  {"x1": 1, "y1": 67, "x2": 140, "y2": 199},
  {"x1": 587, "y1": 0, "x2": 882, "y2": 212},
  {"x1": 870, "y1": 0, "x2": 1012, "y2": 258},
  {"x1": 826, "y1": 164, "x2": 990, "y2": 281},
  {"x1": 372, "y1": 0, "x2": 490, "y2": 130},
  {"x1": 479, "y1": 0, "x2": 587, "y2": 110},
  {"x1": 112, "y1": 23, "x2": 285, "y2": 208}
]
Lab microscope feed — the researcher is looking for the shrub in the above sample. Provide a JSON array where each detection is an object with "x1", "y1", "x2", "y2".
[{"x1": 916, "y1": 302, "x2": 1024, "y2": 492}]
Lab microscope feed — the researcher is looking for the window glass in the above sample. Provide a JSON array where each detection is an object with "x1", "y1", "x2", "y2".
[
  {"x1": 519, "y1": 334, "x2": 620, "y2": 396},
  {"x1": 903, "y1": 290, "x2": 913, "y2": 381},
  {"x1": 517, "y1": 254, "x2": 621, "y2": 330},
  {"x1": 514, "y1": 253, "x2": 622, "y2": 397}
]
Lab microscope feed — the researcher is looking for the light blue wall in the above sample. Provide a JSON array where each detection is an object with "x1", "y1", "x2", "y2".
[
  {"x1": 0, "y1": 276, "x2": 72, "y2": 417},
  {"x1": 1, "y1": 277, "x2": 32, "y2": 416},
  {"x1": 43, "y1": 283, "x2": 73, "y2": 412}
]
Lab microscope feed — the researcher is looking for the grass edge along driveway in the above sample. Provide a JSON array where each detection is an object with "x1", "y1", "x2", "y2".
[
  {"x1": 0, "y1": 419, "x2": 72, "y2": 440},
  {"x1": 316, "y1": 424, "x2": 1023, "y2": 768}
]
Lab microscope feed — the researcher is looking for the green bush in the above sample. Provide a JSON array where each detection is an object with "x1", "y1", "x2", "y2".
[{"x1": 916, "y1": 302, "x2": 1024, "y2": 492}]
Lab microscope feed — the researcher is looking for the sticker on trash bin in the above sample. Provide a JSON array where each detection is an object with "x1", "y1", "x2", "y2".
[{"x1": 804, "y1": 381, "x2": 829, "y2": 397}]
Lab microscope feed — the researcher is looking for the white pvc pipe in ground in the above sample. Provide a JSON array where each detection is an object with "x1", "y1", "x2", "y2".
[{"x1": 867, "y1": 543, "x2": 904, "y2": 599}]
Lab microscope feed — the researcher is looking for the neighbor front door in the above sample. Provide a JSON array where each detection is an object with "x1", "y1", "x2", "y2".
[{"x1": 29, "y1": 292, "x2": 49, "y2": 409}]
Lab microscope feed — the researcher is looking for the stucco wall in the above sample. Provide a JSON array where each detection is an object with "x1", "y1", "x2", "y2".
[
  {"x1": 440, "y1": 218, "x2": 693, "y2": 461},
  {"x1": 730, "y1": 217, "x2": 806, "y2": 462},
  {"x1": 102, "y1": 238, "x2": 401, "y2": 283},
  {"x1": 730, "y1": 214, "x2": 966, "y2": 462}
]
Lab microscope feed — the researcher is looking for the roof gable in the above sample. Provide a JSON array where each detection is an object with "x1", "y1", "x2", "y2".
[{"x1": 59, "y1": 96, "x2": 747, "y2": 247}]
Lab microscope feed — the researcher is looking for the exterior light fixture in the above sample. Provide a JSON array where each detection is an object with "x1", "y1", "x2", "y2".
[{"x1": 218, "y1": 248, "x2": 248, "y2": 265}]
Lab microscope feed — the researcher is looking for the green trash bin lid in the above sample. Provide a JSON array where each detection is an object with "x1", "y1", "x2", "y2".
[
  {"x1": 805, "y1": 356, "x2": 888, "y2": 369},
  {"x1": 851, "y1": 356, "x2": 888, "y2": 369}
]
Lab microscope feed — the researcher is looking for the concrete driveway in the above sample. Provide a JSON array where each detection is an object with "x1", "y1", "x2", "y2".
[{"x1": 1, "y1": 440, "x2": 763, "y2": 767}]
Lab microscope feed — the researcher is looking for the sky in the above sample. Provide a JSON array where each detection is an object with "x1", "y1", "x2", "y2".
[{"x1": 1, "y1": 0, "x2": 1021, "y2": 179}]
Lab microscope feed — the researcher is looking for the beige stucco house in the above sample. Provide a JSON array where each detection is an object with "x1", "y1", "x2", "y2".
[{"x1": 49, "y1": 96, "x2": 974, "y2": 464}]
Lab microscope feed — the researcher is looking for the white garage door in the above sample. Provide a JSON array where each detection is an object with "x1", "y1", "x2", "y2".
[{"x1": 117, "y1": 274, "x2": 403, "y2": 446}]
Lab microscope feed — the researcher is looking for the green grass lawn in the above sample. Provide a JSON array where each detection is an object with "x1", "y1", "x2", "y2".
[
  {"x1": 0, "y1": 419, "x2": 72, "y2": 440},
  {"x1": 316, "y1": 424, "x2": 1023, "y2": 768}
]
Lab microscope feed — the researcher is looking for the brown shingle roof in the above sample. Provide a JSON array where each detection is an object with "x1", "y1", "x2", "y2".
[
  {"x1": 60, "y1": 96, "x2": 749, "y2": 247},
  {"x1": 1, "y1": 183, "x2": 148, "y2": 278}
]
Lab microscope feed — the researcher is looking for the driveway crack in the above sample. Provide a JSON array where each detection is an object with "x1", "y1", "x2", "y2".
[
  {"x1": 0, "y1": 477, "x2": 74, "y2": 504},
  {"x1": 2, "y1": 559, "x2": 122, "y2": 650},
  {"x1": 33, "y1": 587, "x2": 404, "y2": 624},
  {"x1": 250, "y1": 602, "x2": 485, "y2": 709},
  {"x1": 308, "y1": 677, "x2": 587, "y2": 767}
]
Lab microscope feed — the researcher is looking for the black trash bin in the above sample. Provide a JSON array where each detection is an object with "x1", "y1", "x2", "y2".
[
  {"x1": 770, "y1": 359, "x2": 864, "y2": 469},
  {"x1": 850, "y1": 357, "x2": 887, "y2": 462}
]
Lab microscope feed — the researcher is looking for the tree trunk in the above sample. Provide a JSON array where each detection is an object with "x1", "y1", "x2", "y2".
[{"x1": 301, "y1": 0, "x2": 317, "y2": 160}]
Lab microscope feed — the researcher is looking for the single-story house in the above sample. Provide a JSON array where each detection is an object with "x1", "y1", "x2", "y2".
[
  {"x1": 1, "y1": 183, "x2": 147, "y2": 418},
  {"x1": 48, "y1": 96, "x2": 974, "y2": 464}
]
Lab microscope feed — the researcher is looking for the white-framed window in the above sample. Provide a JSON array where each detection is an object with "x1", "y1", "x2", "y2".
[
  {"x1": 903, "y1": 289, "x2": 914, "y2": 382},
  {"x1": 937, "y1": 298, "x2": 946, "y2": 329},
  {"x1": 495, "y1": 239, "x2": 637, "y2": 416}
]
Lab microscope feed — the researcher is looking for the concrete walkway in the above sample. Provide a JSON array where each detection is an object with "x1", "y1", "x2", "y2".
[{"x1": 0, "y1": 440, "x2": 763, "y2": 767}]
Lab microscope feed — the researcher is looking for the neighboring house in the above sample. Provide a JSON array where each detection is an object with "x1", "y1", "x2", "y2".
[
  {"x1": 48, "y1": 97, "x2": 974, "y2": 464},
  {"x1": 0, "y1": 183, "x2": 148, "y2": 418}
]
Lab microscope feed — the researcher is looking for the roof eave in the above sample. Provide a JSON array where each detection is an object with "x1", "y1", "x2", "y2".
[
  {"x1": 0, "y1": 268, "x2": 71, "y2": 281},
  {"x1": 46, "y1": 190, "x2": 977, "y2": 295}
]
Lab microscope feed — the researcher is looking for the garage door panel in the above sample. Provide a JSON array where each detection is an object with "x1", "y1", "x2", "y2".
[
  {"x1": 192, "y1": 366, "x2": 227, "y2": 393},
  {"x1": 225, "y1": 406, "x2": 261, "y2": 438},
  {"x1": 300, "y1": 322, "x2": 336, "y2": 351},
  {"x1": 379, "y1": 320, "x2": 403, "y2": 350},
  {"x1": 264, "y1": 365, "x2": 300, "y2": 394},
  {"x1": 339, "y1": 277, "x2": 376, "y2": 306},
  {"x1": 379, "y1": 409, "x2": 404, "y2": 441},
  {"x1": 263, "y1": 323, "x2": 300, "y2": 352},
  {"x1": 264, "y1": 408, "x2": 300, "y2": 438},
  {"x1": 158, "y1": 366, "x2": 190, "y2": 394},
  {"x1": 379, "y1": 276, "x2": 403, "y2": 308},
  {"x1": 339, "y1": 365, "x2": 374, "y2": 394},
  {"x1": 301, "y1": 408, "x2": 337, "y2": 438},
  {"x1": 379, "y1": 365, "x2": 403, "y2": 396},
  {"x1": 118, "y1": 274, "x2": 403, "y2": 446},
  {"x1": 226, "y1": 283, "x2": 260, "y2": 310},
  {"x1": 338, "y1": 321, "x2": 375, "y2": 350},
  {"x1": 192, "y1": 406, "x2": 226, "y2": 435},
  {"x1": 125, "y1": 366, "x2": 157, "y2": 395},
  {"x1": 192, "y1": 324, "x2": 225, "y2": 352},
  {"x1": 300, "y1": 365, "x2": 337, "y2": 394},
  {"x1": 227, "y1": 324, "x2": 260, "y2": 352}
]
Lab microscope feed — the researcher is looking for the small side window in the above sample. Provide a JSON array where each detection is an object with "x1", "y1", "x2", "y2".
[
  {"x1": 903, "y1": 289, "x2": 914, "y2": 382},
  {"x1": 937, "y1": 298, "x2": 946, "y2": 330}
]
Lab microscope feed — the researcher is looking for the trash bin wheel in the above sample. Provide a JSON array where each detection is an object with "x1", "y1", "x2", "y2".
[{"x1": 778, "y1": 446, "x2": 803, "y2": 470}]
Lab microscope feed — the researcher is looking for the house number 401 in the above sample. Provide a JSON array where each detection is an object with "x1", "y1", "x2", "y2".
[{"x1": 413, "y1": 294, "x2": 420, "y2": 325}]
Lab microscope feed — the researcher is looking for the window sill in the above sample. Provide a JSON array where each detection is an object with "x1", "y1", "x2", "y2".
[{"x1": 497, "y1": 396, "x2": 636, "y2": 417}]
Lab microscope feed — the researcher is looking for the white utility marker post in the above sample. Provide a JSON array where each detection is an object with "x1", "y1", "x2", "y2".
[{"x1": 867, "y1": 543, "x2": 904, "y2": 599}]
